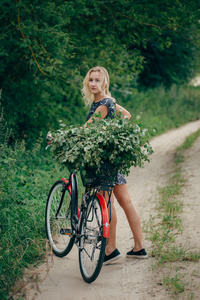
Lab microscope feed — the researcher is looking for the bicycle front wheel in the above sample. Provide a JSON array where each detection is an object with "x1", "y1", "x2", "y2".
[
  {"x1": 45, "y1": 180, "x2": 75, "y2": 257},
  {"x1": 79, "y1": 195, "x2": 106, "y2": 283}
]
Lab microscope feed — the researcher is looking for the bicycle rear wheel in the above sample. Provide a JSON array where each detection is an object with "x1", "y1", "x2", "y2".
[
  {"x1": 79, "y1": 194, "x2": 106, "y2": 283},
  {"x1": 45, "y1": 180, "x2": 75, "y2": 257}
]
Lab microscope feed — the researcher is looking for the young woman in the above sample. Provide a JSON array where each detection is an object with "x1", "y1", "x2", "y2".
[{"x1": 82, "y1": 66, "x2": 147, "y2": 264}]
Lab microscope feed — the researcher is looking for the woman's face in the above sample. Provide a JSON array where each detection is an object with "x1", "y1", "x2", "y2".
[{"x1": 88, "y1": 71, "x2": 102, "y2": 95}]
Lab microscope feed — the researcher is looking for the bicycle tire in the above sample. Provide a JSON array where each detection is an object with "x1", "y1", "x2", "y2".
[
  {"x1": 79, "y1": 194, "x2": 107, "y2": 283},
  {"x1": 45, "y1": 180, "x2": 75, "y2": 257}
]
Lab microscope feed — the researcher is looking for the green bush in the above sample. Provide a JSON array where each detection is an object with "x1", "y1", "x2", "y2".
[
  {"x1": 0, "y1": 135, "x2": 67, "y2": 298},
  {"x1": 113, "y1": 85, "x2": 200, "y2": 135},
  {"x1": 51, "y1": 114, "x2": 153, "y2": 176}
]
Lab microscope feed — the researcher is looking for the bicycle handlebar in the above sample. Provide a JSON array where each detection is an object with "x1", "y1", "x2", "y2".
[{"x1": 45, "y1": 144, "x2": 51, "y2": 150}]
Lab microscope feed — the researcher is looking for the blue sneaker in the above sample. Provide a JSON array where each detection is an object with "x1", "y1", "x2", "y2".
[{"x1": 103, "y1": 249, "x2": 122, "y2": 265}]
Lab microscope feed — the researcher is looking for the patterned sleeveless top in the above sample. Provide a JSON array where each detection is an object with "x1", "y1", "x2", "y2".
[{"x1": 86, "y1": 98, "x2": 116, "y2": 121}]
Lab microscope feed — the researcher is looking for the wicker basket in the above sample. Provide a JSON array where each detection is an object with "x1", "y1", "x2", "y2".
[{"x1": 81, "y1": 162, "x2": 118, "y2": 189}]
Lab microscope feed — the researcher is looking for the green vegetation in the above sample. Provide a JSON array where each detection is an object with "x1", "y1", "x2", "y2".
[
  {"x1": 51, "y1": 114, "x2": 153, "y2": 175},
  {"x1": 1, "y1": 89, "x2": 200, "y2": 298},
  {"x1": 116, "y1": 85, "x2": 200, "y2": 135},
  {"x1": 179, "y1": 129, "x2": 200, "y2": 150},
  {"x1": 0, "y1": 117, "x2": 83, "y2": 298},
  {"x1": 175, "y1": 128, "x2": 200, "y2": 163},
  {"x1": 0, "y1": 136, "x2": 62, "y2": 298},
  {"x1": 162, "y1": 271, "x2": 185, "y2": 295},
  {"x1": 1, "y1": 0, "x2": 200, "y2": 298},
  {"x1": 143, "y1": 129, "x2": 200, "y2": 297}
]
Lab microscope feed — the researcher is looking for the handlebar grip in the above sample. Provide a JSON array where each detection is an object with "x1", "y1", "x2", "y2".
[
  {"x1": 46, "y1": 137, "x2": 53, "y2": 142},
  {"x1": 45, "y1": 144, "x2": 51, "y2": 150}
]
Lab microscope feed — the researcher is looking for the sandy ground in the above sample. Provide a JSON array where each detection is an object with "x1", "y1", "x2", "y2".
[{"x1": 24, "y1": 120, "x2": 200, "y2": 300}]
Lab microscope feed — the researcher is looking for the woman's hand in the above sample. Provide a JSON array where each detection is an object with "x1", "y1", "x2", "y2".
[
  {"x1": 46, "y1": 132, "x2": 53, "y2": 144},
  {"x1": 116, "y1": 104, "x2": 131, "y2": 119}
]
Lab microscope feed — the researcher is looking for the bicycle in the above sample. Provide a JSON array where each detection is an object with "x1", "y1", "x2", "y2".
[{"x1": 45, "y1": 163, "x2": 117, "y2": 283}]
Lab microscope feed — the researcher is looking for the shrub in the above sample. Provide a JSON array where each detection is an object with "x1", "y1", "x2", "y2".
[
  {"x1": 51, "y1": 113, "x2": 153, "y2": 177},
  {"x1": 0, "y1": 135, "x2": 65, "y2": 298}
]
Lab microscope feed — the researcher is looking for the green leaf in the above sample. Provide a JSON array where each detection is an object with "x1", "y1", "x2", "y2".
[{"x1": 52, "y1": 114, "x2": 153, "y2": 173}]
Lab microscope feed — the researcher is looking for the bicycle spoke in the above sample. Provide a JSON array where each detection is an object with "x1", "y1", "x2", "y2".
[
  {"x1": 45, "y1": 180, "x2": 75, "y2": 257},
  {"x1": 79, "y1": 194, "x2": 107, "y2": 283}
]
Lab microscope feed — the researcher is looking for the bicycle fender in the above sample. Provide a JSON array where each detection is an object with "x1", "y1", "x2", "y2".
[{"x1": 96, "y1": 193, "x2": 110, "y2": 238}]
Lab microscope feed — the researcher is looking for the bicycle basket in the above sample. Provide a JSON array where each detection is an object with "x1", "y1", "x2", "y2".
[{"x1": 81, "y1": 162, "x2": 118, "y2": 189}]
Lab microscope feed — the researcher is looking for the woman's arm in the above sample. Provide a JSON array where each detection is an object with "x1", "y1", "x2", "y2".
[
  {"x1": 85, "y1": 105, "x2": 108, "y2": 127},
  {"x1": 116, "y1": 104, "x2": 131, "y2": 119},
  {"x1": 85, "y1": 103, "x2": 131, "y2": 127}
]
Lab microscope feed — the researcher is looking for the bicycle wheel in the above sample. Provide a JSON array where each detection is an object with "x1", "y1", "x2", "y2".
[
  {"x1": 79, "y1": 194, "x2": 107, "y2": 283},
  {"x1": 45, "y1": 180, "x2": 75, "y2": 257}
]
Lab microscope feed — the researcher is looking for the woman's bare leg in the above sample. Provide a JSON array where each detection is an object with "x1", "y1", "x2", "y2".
[{"x1": 113, "y1": 184, "x2": 143, "y2": 251}]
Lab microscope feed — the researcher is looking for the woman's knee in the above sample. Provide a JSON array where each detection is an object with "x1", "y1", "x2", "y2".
[
  {"x1": 114, "y1": 191, "x2": 132, "y2": 208},
  {"x1": 117, "y1": 196, "x2": 132, "y2": 209},
  {"x1": 114, "y1": 184, "x2": 131, "y2": 207}
]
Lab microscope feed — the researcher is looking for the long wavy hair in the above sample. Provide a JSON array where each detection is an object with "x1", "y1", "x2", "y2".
[{"x1": 82, "y1": 66, "x2": 115, "y2": 106}]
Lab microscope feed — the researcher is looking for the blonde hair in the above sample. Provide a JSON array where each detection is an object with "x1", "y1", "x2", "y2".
[{"x1": 82, "y1": 66, "x2": 115, "y2": 106}]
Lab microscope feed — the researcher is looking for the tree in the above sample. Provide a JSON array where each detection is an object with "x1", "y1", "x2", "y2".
[{"x1": 1, "y1": 0, "x2": 199, "y2": 145}]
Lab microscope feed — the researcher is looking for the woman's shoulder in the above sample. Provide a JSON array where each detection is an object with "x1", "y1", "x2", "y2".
[
  {"x1": 99, "y1": 97, "x2": 115, "y2": 106},
  {"x1": 90, "y1": 98, "x2": 115, "y2": 109}
]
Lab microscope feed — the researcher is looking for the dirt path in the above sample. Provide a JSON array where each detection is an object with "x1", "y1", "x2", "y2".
[{"x1": 26, "y1": 120, "x2": 200, "y2": 300}]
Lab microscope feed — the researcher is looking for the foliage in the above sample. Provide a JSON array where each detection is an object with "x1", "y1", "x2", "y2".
[
  {"x1": 0, "y1": 132, "x2": 66, "y2": 298},
  {"x1": 114, "y1": 85, "x2": 200, "y2": 135},
  {"x1": 51, "y1": 113, "x2": 153, "y2": 177},
  {"x1": 0, "y1": 85, "x2": 199, "y2": 297},
  {"x1": 1, "y1": 0, "x2": 200, "y2": 145},
  {"x1": 0, "y1": 107, "x2": 86, "y2": 298},
  {"x1": 138, "y1": 30, "x2": 199, "y2": 88}
]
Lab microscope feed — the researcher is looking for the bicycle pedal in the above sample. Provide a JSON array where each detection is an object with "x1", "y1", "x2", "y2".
[{"x1": 60, "y1": 228, "x2": 72, "y2": 235}]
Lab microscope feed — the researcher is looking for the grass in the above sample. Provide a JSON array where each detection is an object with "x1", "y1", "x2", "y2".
[
  {"x1": 116, "y1": 85, "x2": 200, "y2": 137},
  {"x1": 163, "y1": 271, "x2": 185, "y2": 295},
  {"x1": 175, "y1": 128, "x2": 200, "y2": 164},
  {"x1": 0, "y1": 136, "x2": 84, "y2": 299},
  {"x1": 144, "y1": 129, "x2": 200, "y2": 297}
]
